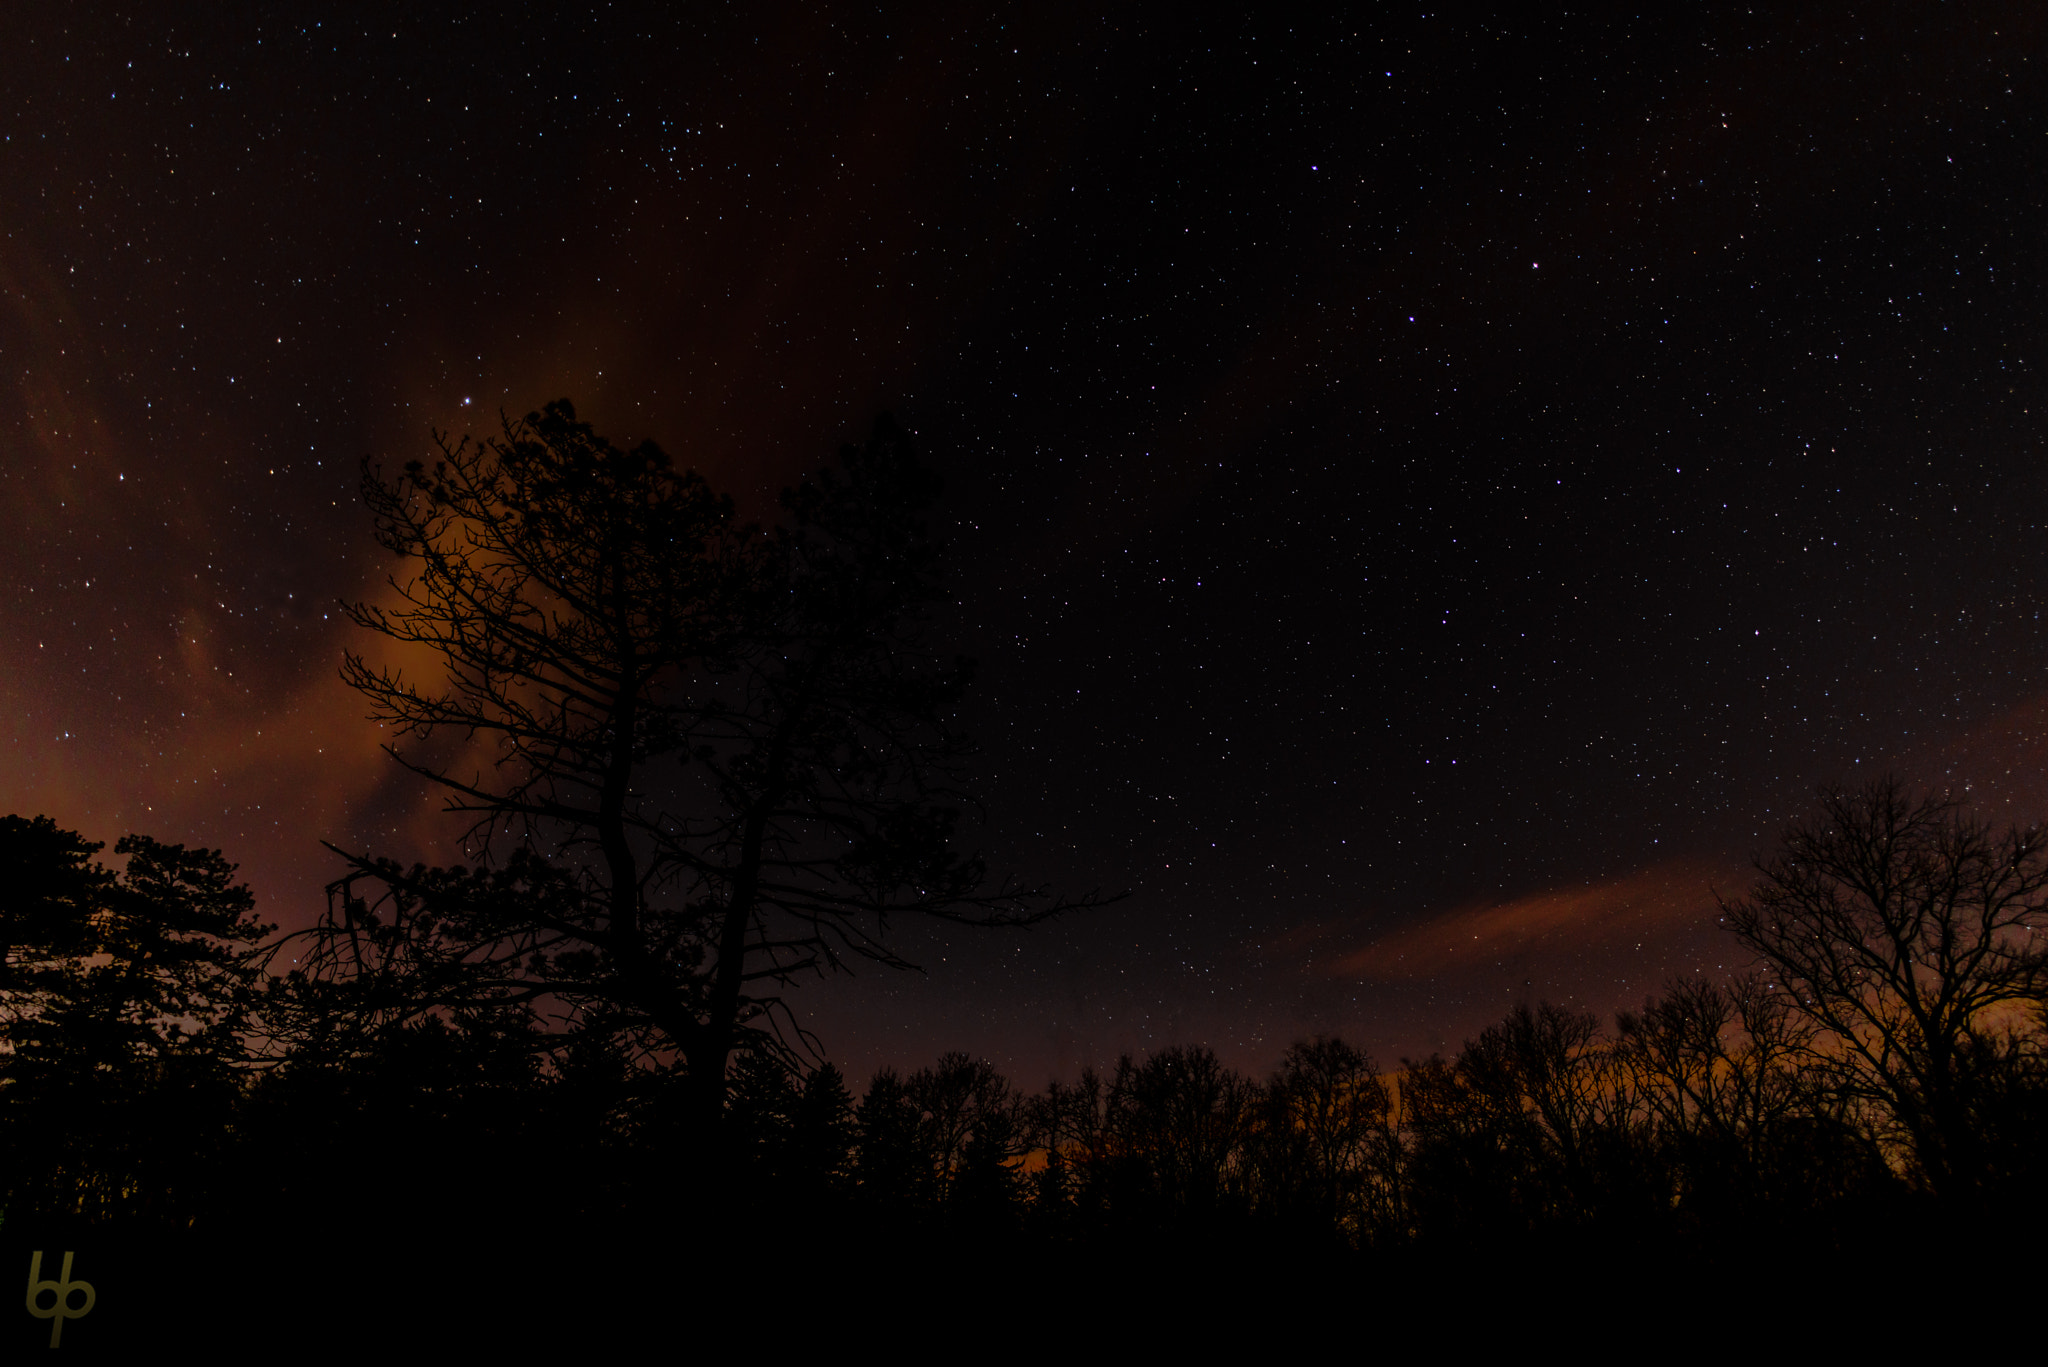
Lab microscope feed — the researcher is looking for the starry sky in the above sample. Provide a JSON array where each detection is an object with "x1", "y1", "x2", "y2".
[{"x1": 7, "y1": 2, "x2": 2048, "y2": 1085}]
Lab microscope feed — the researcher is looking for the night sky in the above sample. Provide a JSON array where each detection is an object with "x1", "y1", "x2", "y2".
[{"x1": 8, "y1": 2, "x2": 2048, "y2": 1086}]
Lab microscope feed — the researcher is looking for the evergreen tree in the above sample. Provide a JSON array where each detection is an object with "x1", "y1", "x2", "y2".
[{"x1": 0, "y1": 816, "x2": 271, "y2": 1222}]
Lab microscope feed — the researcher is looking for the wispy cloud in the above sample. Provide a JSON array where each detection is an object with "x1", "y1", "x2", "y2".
[
  {"x1": 1328, "y1": 858, "x2": 1729, "y2": 982},
  {"x1": 1898, "y1": 690, "x2": 2048, "y2": 819}
]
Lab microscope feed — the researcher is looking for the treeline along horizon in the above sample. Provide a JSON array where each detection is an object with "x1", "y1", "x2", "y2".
[{"x1": 2, "y1": 776, "x2": 2043, "y2": 1278}]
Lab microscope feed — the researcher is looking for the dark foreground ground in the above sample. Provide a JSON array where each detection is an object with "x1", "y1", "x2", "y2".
[{"x1": 4, "y1": 1198, "x2": 2011, "y2": 1354}]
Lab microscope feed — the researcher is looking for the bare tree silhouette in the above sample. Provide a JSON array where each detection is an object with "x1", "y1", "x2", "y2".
[{"x1": 1721, "y1": 778, "x2": 2048, "y2": 1196}]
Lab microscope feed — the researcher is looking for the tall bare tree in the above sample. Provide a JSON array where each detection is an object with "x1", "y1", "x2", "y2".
[{"x1": 1720, "y1": 778, "x2": 2048, "y2": 1195}]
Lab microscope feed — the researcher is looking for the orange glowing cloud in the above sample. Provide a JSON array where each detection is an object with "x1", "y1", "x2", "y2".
[
  {"x1": 1893, "y1": 690, "x2": 2048, "y2": 820},
  {"x1": 1328, "y1": 858, "x2": 1730, "y2": 982}
]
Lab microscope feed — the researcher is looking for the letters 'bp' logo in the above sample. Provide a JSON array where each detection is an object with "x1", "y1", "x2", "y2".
[{"x1": 25, "y1": 1252, "x2": 94, "y2": 1348}]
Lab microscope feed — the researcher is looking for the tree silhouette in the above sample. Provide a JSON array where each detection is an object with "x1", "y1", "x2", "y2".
[
  {"x1": 849, "y1": 1052, "x2": 1024, "y2": 1229},
  {"x1": 905, "y1": 1052, "x2": 1024, "y2": 1220},
  {"x1": 1110, "y1": 1045, "x2": 1255, "y2": 1221},
  {"x1": 1614, "y1": 974, "x2": 1849, "y2": 1219},
  {"x1": 1720, "y1": 778, "x2": 2048, "y2": 1199},
  {"x1": 1252, "y1": 1036, "x2": 1396, "y2": 1242},
  {"x1": 854, "y1": 1066, "x2": 933, "y2": 1215},
  {"x1": 724, "y1": 1051, "x2": 858, "y2": 1208},
  {"x1": 1023, "y1": 1065, "x2": 1121, "y2": 1232},
  {"x1": 311, "y1": 402, "x2": 1103, "y2": 1134},
  {"x1": 0, "y1": 816, "x2": 272, "y2": 1221}
]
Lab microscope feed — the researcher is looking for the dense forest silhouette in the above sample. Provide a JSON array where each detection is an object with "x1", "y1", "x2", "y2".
[
  {"x1": 5, "y1": 407, "x2": 2045, "y2": 1344},
  {"x1": 5, "y1": 785, "x2": 2047, "y2": 1344}
]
